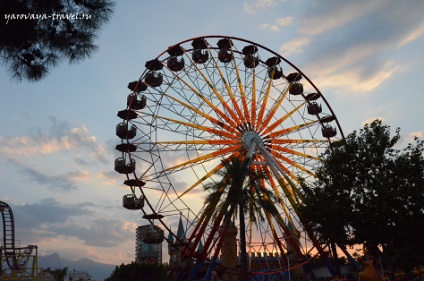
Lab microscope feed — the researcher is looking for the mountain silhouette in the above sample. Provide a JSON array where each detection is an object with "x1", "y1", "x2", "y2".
[{"x1": 39, "y1": 253, "x2": 117, "y2": 281}]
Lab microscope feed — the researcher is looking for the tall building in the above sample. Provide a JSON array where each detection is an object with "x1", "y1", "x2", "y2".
[{"x1": 136, "y1": 224, "x2": 163, "y2": 264}]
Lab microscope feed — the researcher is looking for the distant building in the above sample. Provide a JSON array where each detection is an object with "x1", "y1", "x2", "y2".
[
  {"x1": 136, "y1": 224, "x2": 163, "y2": 264},
  {"x1": 68, "y1": 269, "x2": 92, "y2": 281},
  {"x1": 168, "y1": 217, "x2": 190, "y2": 270},
  {"x1": 43, "y1": 268, "x2": 55, "y2": 281}
]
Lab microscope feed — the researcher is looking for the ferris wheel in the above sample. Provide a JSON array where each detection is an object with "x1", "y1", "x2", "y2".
[{"x1": 114, "y1": 35, "x2": 344, "y2": 279}]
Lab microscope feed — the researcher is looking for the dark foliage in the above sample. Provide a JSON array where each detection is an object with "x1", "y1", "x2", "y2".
[
  {"x1": 0, "y1": 0, "x2": 113, "y2": 81},
  {"x1": 105, "y1": 262, "x2": 168, "y2": 281},
  {"x1": 299, "y1": 120, "x2": 424, "y2": 271}
]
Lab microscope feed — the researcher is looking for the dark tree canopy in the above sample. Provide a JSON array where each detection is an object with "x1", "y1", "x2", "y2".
[
  {"x1": 0, "y1": 0, "x2": 113, "y2": 81},
  {"x1": 299, "y1": 120, "x2": 424, "y2": 271},
  {"x1": 105, "y1": 262, "x2": 168, "y2": 281}
]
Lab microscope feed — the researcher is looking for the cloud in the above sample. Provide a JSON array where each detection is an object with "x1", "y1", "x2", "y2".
[
  {"x1": 98, "y1": 170, "x2": 120, "y2": 186},
  {"x1": 298, "y1": 0, "x2": 384, "y2": 36},
  {"x1": 10, "y1": 199, "x2": 133, "y2": 248},
  {"x1": 243, "y1": 0, "x2": 284, "y2": 15},
  {"x1": 399, "y1": 23, "x2": 424, "y2": 47},
  {"x1": 0, "y1": 117, "x2": 109, "y2": 165},
  {"x1": 280, "y1": 37, "x2": 311, "y2": 56},
  {"x1": 259, "y1": 23, "x2": 280, "y2": 32},
  {"x1": 290, "y1": 0, "x2": 424, "y2": 93},
  {"x1": 53, "y1": 218, "x2": 135, "y2": 247},
  {"x1": 259, "y1": 17, "x2": 293, "y2": 32},
  {"x1": 19, "y1": 166, "x2": 80, "y2": 192},
  {"x1": 361, "y1": 117, "x2": 384, "y2": 127},
  {"x1": 276, "y1": 16, "x2": 293, "y2": 27},
  {"x1": 404, "y1": 131, "x2": 423, "y2": 143},
  {"x1": 312, "y1": 61, "x2": 401, "y2": 93},
  {"x1": 12, "y1": 199, "x2": 92, "y2": 231}
]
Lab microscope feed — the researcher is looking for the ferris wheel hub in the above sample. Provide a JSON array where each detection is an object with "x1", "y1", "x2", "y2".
[{"x1": 242, "y1": 131, "x2": 263, "y2": 150}]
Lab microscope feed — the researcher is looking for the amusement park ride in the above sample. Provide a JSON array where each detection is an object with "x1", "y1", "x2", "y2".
[
  {"x1": 0, "y1": 201, "x2": 42, "y2": 281},
  {"x1": 114, "y1": 35, "x2": 361, "y2": 281}
]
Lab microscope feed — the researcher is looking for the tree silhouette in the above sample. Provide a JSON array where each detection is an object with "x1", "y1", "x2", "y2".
[
  {"x1": 105, "y1": 262, "x2": 167, "y2": 281},
  {"x1": 0, "y1": 0, "x2": 113, "y2": 82},
  {"x1": 300, "y1": 120, "x2": 424, "y2": 271},
  {"x1": 52, "y1": 267, "x2": 68, "y2": 281}
]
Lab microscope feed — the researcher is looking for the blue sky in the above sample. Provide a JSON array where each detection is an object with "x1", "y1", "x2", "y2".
[{"x1": 1, "y1": 0, "x2": 424, "y2": 266}]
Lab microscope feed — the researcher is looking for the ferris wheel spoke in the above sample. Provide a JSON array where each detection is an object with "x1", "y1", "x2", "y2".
[
  {"x1": 163, "y1": 144, "x2": 242, "y2": 173},
  {"x1": 269, "y1": 150, "x2": 316, "y2": 178},
  {"x1": 266, "y1": 119, "x2": 320, "y2": 139},
  {"x1": 255, "y1": 73, "x2": 273, "y2": 131},
  {"x1": 253, "y1": 158, "x2": 301, "y2": 253},
  {"x1": 161, "y1": 93, "x2": 239, "y2": 134},
  {"x1": 176, "y1": 151, "x2": 243, "y2": 202},
  {"x1": 261, "y1": 100, "x2": 309, "y2": 136},
  {"x1": 183, "y1": 53, "x2": 243, "y2": 127},
  {"x1": 268, "y1": 144, "x2": 320, "y2": 161},
  {"x1": 261, "y1": 163, "x2": 296, "y2": 222},
  {"x1": 162, "y1": 81, "x2": 238, "y2": 131},
  {"x1": 157, "y1": 139, "x2": 239, "y2": 147},
  {"x1": 262, "y1": 208, "x2": 288, "y2": 255},
  {"x1": 155, "y1": 115, "x2": 239, "y2": 140},
  {"x1": 232, "y1": 52, "x2": 251, "y2": 125},
  {"x1": 251, "y1": 67, "x2": 257, "y2": 129},
  {"x1": 208, "y1": 48, "x2": 245, "y2": 123},
  {"x1": 258, "y1": 86, "x2": 290, "y2": 133}
]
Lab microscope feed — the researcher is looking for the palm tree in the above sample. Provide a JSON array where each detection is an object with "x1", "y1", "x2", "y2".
[{"x1": 204, "y1": 156, "x2": 279, "y2": 281}]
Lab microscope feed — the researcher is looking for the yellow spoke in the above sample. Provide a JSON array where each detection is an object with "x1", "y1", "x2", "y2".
[
  {"x1": 251, "y1": 67, "x2": 257, "y2": 128},
  {"x1": 178, "y1": 164, "x2": 223, "y2": 201},
  {"x1": 164, "y1": 57, "x2": 239, "y2": 129},
  {"x1": 268, "y1": 149, "x2": 316, "y2": 178},
  {"x1": 270, "y1": 157, "x2": 305, "y2": 205},
  {"x1": 255, "y1": 74, "x2": 273, "y2": 130},
  {"x1": 232, "y1": 51, "x2": 251, "y2": 125},
  {"x1": 258, "y1": 86, "x2": 290, "y2": 133},
  {"x1": 177, "y1": 151, "x2": 242, "y2": 199},
  {"x1": 162, "y1": 92, "x2": 238, "y2": 135},
  {"x1": 183, "y1": 49, "x2": 242, "y2": 128},
  {"x1": 209, "y1": 47, "x2": 245, "y2": 124},
  {"x1": 164, "y1": 144, "x2": 242, "y2": 172},
  {"x1": 261, "y1": 99, "x2": 308, "y2": 136},
  {"x1": 156, "y1": 114, "x2": 239, "y2": 139},
  {"x1": 260, "y1": 157, "x2": 293, "y2": 221},
  {"x1": 269, "y1": 138, "x2": 326, "y2": 144},
  {"x1": 275, "y1": 176, "x2": 300, "y2": 215},
  {"x1": 267, "y1": 145, "x2": 320, "y2": 161},
  {"x1": 157, "y1": 139, "x2": 239, "y2": 146},
  {"x1": 262, "y1": 166, "x2": 304, "y2": 253},
  {"x1": 265, "y1": 119, "x2": 320, "y2": 139}
]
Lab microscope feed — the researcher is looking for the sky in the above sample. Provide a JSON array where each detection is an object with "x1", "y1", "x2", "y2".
[{"x1": 1, "y1": 0, "x2": 424, "y2": 267}]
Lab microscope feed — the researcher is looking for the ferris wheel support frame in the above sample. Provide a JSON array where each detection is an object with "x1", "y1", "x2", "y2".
[{"x1": 117, "y1": 35, "x2": 349, "y2": 280}]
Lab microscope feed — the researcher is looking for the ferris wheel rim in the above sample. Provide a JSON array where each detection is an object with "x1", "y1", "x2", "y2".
[{"x1": 115, "y1": 35, "x2": 345, "y2": 269}]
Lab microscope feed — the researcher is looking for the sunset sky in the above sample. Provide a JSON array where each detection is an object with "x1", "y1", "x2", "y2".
[{"x1": 1, "y1": 0, "x2": 424, "y2": 266}]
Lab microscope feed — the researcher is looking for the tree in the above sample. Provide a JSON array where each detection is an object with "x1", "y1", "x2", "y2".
[
  {"x1": 299, "y1": 120, "x2": 424, "y2": 271},
  {"x1": 203, "y1": 156, "x2": 279, "y2": 281},
  {"x1": 0, "y1": 0, "x2": 113, "y2": 82},
  {"x1": 105, "y1": 262, "x2": 167, "y2": 281},
  {"x1": 52, "y1": 267, "x2": 68, "y2": 281}
]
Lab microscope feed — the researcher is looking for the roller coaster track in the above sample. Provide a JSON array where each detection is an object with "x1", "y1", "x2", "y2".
[{"x1": 0, "y1": 200, "x2": 34, "y2": 270}]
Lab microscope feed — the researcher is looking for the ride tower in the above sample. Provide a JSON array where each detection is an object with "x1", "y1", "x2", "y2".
[{"x1": 0, "y1": 200, "x2": 42, "y2": 281}]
